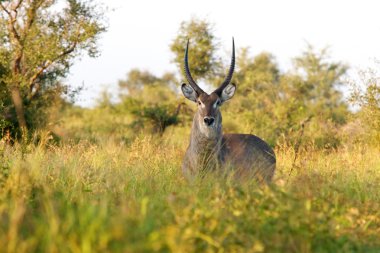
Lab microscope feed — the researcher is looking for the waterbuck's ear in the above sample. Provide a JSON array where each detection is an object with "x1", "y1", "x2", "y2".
[
  {"x1": 220, "y1": 83, "x2": 236, "y2": 102},
  {"x1": 181, "y1": 83, "x2": 198, "y2": 102}
]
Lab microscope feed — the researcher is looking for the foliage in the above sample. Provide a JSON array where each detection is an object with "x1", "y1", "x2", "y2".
[
  {"x1": 119, "y1": 69, "x2": 178, "y2": 97},
  {"x1": 55, "y1": 103, "x2": 134, "y2": 145},
  {"x1": 0, "y1": 0, "x2": 106, "y2": 138},
  {"x1": 222, "y1": 46, "x2": 349, "y2": 148},
  {"x1": 226, "y1": 50, "x2": 282, "y2": 145},
  {"x1": 0, "y1": 135, "x2": 379, "y2": 252},
  {"x1": 109, "y1": 18, "x2": 347, "y2": 148},
  {"x1": 170, "y1": 17, "x2": 222, "y2": 84},
  {"x1": 279, "y1": 46, "x2": 348, "y2": 148},
  {"x1": 292, "y1": 45, "x2": 348, "y2": 124},
  {"x1": 1, "y1": 11, "x2": 379, "y2": 253},
  {"x1": 117, "y1": 69, "x2": 187, "y2": 135},
  {"x1": 350, "y1": 69, "x2": 380, "y2": 145},
  {"x1": 131, "y1": 103, "x2": 181, "y2": 135}
]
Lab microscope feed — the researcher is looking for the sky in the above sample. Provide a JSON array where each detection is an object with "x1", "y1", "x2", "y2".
[{"x1": 67, "y1": 0, "x2": 380, "y2": 107}]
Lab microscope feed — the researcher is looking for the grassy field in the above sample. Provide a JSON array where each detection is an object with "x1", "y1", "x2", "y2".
[{"x1": 0, "y1": 132, "x2": 380, "y2": 253}]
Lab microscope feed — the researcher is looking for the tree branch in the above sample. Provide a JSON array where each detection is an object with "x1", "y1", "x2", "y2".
[
  {"x1": 29, "y1": 82, "x2": 40, "y2": 100},
  {"x1": 28, "y1": 15, "x2": 83, "y2": 99},
  {"x1": 1, "y1": 2, "x2": 22, "y2": 46},
  {"x1": 28, "y1": 41, "x2": 78, "y2": 96},
  {"x1": 0, "y1": 2, "x2": 11, "y2": 16},
  {"x1": 29, "y1": 60, "x2": 51, "y2": 91},
  {"x1": 23, "y1": 0, "x2": 41, "y2": 39},
  {"x1": 13, "y1": 0, "x2": 24, "y2": 11}
]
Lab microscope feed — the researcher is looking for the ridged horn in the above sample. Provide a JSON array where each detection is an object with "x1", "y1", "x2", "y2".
[
  {"x1": 184, "y1": 39, "x2": 204, "y2": 95},
  {"x1": 214, "y1": 37, "x2": 235, "y2": 95}
]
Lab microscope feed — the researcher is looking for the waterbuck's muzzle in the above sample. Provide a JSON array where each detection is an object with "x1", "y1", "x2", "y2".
[{"x1": 203, "y1": 117, "x2": 215, "y2": 126}]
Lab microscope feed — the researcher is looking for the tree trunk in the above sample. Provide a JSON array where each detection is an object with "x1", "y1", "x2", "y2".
[{"x1": 10, "y1": 85, "x2": 27, "y2": 131}]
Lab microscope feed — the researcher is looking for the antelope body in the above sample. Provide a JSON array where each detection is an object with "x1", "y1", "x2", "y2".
[{"x1": 181, "y1": 39, "x2": 276, "y2": 183}]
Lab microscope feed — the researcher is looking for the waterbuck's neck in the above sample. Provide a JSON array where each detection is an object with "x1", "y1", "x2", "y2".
[{"x1": 188, "y1": 112, "x2": 223, "y2": 169}]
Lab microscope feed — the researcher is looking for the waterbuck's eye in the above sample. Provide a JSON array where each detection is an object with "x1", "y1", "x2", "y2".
[
  {"x1": 213, "y1": 100, "x2": 221, "y2": 109},
  {"x1": 197, "y1": 101, "x2": 201, "y2": 105}
]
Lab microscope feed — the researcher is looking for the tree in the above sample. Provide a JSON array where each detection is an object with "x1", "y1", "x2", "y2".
[
  {"x1": 350, "y1": 69, "x2": 380, "y2": 145},
  {"x1": 131, "y1": 104, "x2": 181, "y2": 135},
  {"x1": 274, "y1": 46, "x2": 349, "y2": 147},
  {"x1": 222, "y1": 45, "x2": 349, "y2": 147},
  {"x1": 291, "y1": 45, "x2": 348, "y2": 123},
  {"x1": 118, "y1": 69, "x2": 182, "y2": 135},
  {"x1": 119, "y1": 68, "x2": 177, "y2": 98},
  {"x1": 223, "y1": 49, "x2": 282, "y2": 145},
  {"x1": 170, "y1": 17, "x2": 222, "y2": 85},
  {"x1": 235, "y1": 48, "x2": 280, "y2": 94},
  {"x1": 0, "y1": 0, "x2": 106, "y2": 137}
]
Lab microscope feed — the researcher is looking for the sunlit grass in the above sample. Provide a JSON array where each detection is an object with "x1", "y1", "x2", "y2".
[{"x1": 0, "y1": 134, "x2": 379, "y2": 252}]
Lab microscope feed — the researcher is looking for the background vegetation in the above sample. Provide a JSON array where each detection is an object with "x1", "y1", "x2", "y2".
[{"x1": 0, "y1": 3, "x2": 379, "y2": 253}]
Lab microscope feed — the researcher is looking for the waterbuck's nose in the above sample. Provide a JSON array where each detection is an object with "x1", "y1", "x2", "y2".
[{"x1": 203, "y1": 117, "x2": 215, "y2": 126}]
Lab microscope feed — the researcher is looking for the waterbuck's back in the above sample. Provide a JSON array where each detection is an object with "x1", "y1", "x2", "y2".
[{"x1": 222, "y1": 134, "x2": 276, "y2": 182}]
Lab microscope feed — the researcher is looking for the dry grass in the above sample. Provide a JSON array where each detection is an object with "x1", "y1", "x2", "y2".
[{"x1": 0, "y1": 133, "x2": 379, "y2": 252}]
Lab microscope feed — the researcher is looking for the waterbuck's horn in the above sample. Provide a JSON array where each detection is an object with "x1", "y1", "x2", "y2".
[
  {"x1": 214, "y1": 37, "x2": 235, "y2": 95},
  {"x1": 184, "y1": 39, "x2": 205, "y2": 95}
]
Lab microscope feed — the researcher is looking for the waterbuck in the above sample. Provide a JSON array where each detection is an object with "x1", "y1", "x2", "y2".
[{"x1": 181, "y1": 39, "x2": 276, "y2": 183}]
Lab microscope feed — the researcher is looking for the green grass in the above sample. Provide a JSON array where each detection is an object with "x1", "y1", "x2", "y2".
[{"x1": 0, "y1": 134, "x2": 379, "y2": 253}]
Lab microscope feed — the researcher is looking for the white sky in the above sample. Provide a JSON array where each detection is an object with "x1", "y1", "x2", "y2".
[{"x1": 67, "y1": 0, "x2": 380, "y2": 107}]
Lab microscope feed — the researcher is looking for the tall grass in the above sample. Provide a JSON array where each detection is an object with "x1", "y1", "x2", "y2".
[{"x1": 0, "y1": 134, "x2": 379, "y2": 252}]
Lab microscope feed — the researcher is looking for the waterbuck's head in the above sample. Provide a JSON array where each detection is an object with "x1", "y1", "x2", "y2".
[{"x1": 181, "y1": 38, "x2": 236, "y2": 138}]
